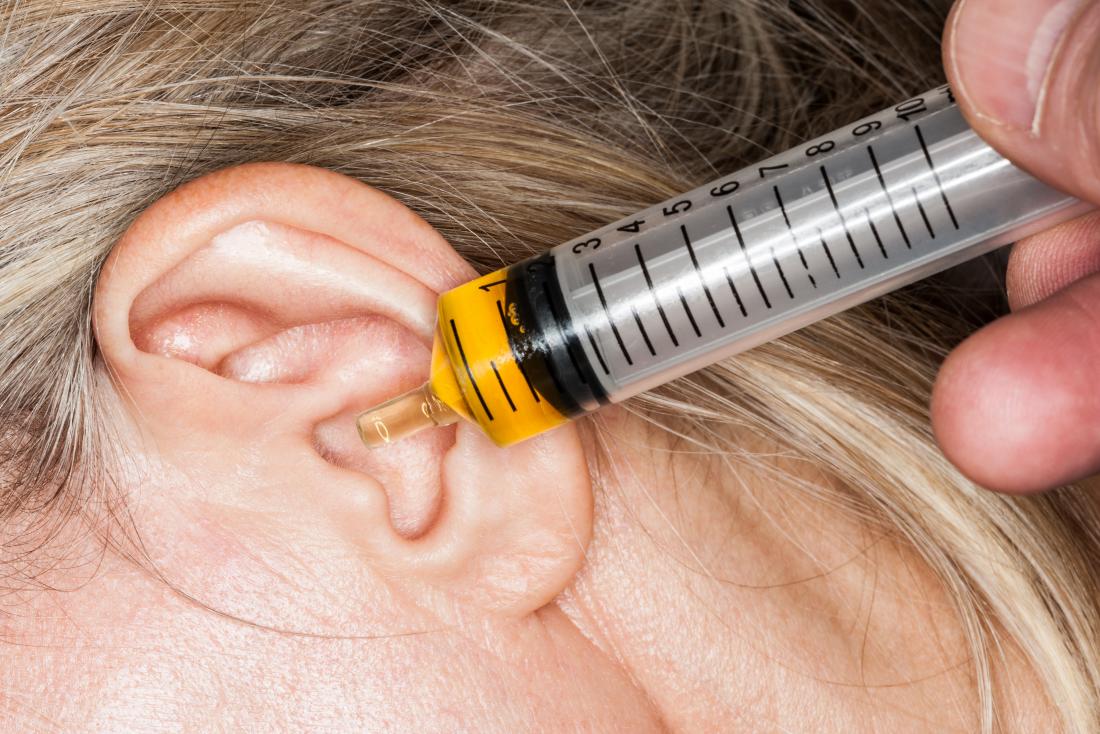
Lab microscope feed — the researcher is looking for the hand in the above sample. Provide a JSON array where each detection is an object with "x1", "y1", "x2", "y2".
[{"x1": 933, "y1": 0, "x2": 1100, "y2": 493}]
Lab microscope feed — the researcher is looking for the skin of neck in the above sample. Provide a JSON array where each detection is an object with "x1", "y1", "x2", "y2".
[{"x1": 0, "y1": 408, "x2": 1050, "y2": 732}]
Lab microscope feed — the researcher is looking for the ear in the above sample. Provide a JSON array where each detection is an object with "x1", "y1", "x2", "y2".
[{"x1": 93, "y1": 163, "x2": 592, "y2": 621}]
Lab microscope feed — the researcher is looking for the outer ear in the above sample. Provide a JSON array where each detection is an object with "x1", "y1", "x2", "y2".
[{"x1": 93, "y1": 163, "x2": 592, "y2": 621}]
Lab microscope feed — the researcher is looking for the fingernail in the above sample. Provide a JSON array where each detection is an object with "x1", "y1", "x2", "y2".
[{"x1": 949, "y1": 0, "x2": 1089, "y2": 131}]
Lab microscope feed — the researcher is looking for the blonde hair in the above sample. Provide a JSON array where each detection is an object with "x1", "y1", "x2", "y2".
[{"x1": 2, "y1": 1, "x2": 1099, "y2": 731}]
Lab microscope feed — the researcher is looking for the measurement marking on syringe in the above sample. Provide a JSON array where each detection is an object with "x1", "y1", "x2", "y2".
[
  {"x1": 488, "y1": 360, "x2": 517, "y2": 412},
  {"x1": 496, "y1": 299, "x2": 541, "y2": 403},
  {"x1": 774, "y1": 186, "x2": 817, "y2": 289},
  {"x1": 677, "y1": 286, "x2": 703, "y2": 336},
  {"x1": 583, "y1": 324, "x2": 611, "y2": 375},
  {"x1": 816, "y1": 227, "x2": 841, "y2": 279},
  {"x1": 680, "y1": 225, "x2": 726, "y2": 327},
  {"x1": 542, "y1": 280, "x2": 588, "y2": 384},
  {"x1": 512, "y1": 94, "x2": 1073, "y2": 422},
  {"x1": 868, "y1": 145, "x2": 912, "y2": 249},
  {"x1": 821, "y1": 166, "x2": 865, "y2": 270},
  {"x1": 914, "y1": 124, "x2": 960, "y2": 230},
  {"x1": 722, "y1": 267, "x2": 750, "y2": 316},
  {"x1": 635, "y1": 244, "x2": 679, "y2": 347},
  {"x1": 588, "y1": 263, "x2": 633, "y2": 365},
  {"x1": 728, "y1": 206, "x2": 772, "y2": 309},
  {"x1": 449, "y1": 319, "x2": 493, "y2": 421},
  {"x1": 912, "y1": 187, "x2": 935, "y2": 238},
  {"x1": 774, "y1": 253, "x2": 794, "y2": 299},
  {"x1": 631, "y1": 305, "x2": 657, "y2": 356},
  {"x1": 863, "y1": 208, "x2": 888, "y2": 259}
]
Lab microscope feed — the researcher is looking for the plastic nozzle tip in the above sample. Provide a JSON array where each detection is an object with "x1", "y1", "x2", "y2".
[{"x1": 356, "y1": 382, "x2": 460, "y2": 448}]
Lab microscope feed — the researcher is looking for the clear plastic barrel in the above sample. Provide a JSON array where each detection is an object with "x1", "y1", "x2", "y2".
[{"x1": 552, "y1": 85, "x2": 1089, "y2": 401}]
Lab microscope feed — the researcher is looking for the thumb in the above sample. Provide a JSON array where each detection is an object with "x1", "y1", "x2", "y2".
[
  {"x1": 944, "y1": 0, "x2": 1100, "y2": 201},
  {"x1": 932, "y1": 0, "x2": 1100, "y2": 494}
]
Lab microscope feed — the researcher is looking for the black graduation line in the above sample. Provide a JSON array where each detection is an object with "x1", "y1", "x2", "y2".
[
  {"x1": 754, "y1": 190, "x2": 793, "y2": 299},
  {"x1": 677, "y1": 286, "x2": 703, "y2": 337},
  {"x1": 863, "y1": 208, "x2": 888, "y2": 259},
  {"x1": 774, "y1": 185, "x2": 817, "y2": 290},
  {"x1": 634, "y1": 243, "x2": 679, "y2": 347},
  {"x1": 449, "y1": 318, "x2": 492, "y2": 421},
  {"x1": 495, "y1": 299, "x2": 541, "y2": 403},
  {"x1": 488, "y1": 361, "x2": 516, "y2": 412},
  {"x1": 542, "y1": 280, "x2": 588, "y2": 385},
  {"x1": 820, "y1": 165, "x2": 864, "y2": 270},
  {"x1": 679, "y1": 224, "x2": 725, "y2": 328},
  {"x1": 722, "y1": 266, "x2": 751, "y2": 315},
  {"x1": 727, "y1": 205, "x2": 772, "y2": 309},
  {"x1": 912, "y1": 186, "x2": 936, "y2": 238},
  {"x1": 804, "y1": 264, "x2": 818, "y2": 289},
  {"x1": 583, "y1": 324, "x2": 611, "y2": 375},
  {"x1": 914, "y1": 124, "x2": 960, "y2": 230},
  {"x1": 588, "y1": 262, "x2": 633, "y2": 365},
  {"x1": 816, "y1": 227, "x2": 841, "y2": 279},
  {"x1": 772, "y1": 247, "x2": 794, "y2": 299},
  {"x1": 867, "y1": 144, "x2": 911, "y2": 249},
  {"x1": 630, "y1": 305, "x2": 657, "y2": 356}
]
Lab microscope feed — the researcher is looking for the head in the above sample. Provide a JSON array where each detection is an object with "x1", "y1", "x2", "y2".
[{"x1": 3, "y1": 1, "x2": 1100, "y2": 731}]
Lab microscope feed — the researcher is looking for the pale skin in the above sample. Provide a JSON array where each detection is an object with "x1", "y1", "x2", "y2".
[
  {"x1": 0, "y1": 0, "x2": 1092, "y2": 729},
  {"x1": 0, "y1": 164, "x2": 1051, "y2": 732}
]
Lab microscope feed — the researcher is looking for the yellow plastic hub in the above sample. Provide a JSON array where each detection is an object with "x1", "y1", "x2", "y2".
[{"x1": 430, "y1": 268, "x2": 568, "y2": 446}]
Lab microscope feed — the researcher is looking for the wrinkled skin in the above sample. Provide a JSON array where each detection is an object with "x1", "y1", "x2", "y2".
[
  {"x1": 8, "y1": 0, "x2": 1095, "y2": 725},
  {"x1": 934, "y1": 0, "x2": 1100, "y2": 493},
  {"x1": 0, "y1": 162, "x2": 1049, "y2": 733}
]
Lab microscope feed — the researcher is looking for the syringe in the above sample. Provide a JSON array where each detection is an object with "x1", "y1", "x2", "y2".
[{"x1": 356, "y1": 84, "x2": 1091, "y2": 449}]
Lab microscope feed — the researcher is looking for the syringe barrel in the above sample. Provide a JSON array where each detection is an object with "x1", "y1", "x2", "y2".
[{"x1": 436, "y1": 85, "x2": 1088, "y2": 446}]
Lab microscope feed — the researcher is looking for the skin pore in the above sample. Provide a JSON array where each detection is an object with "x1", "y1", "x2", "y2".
[
  {"x1": 0, "y1": 415, "x2": 1051, "y2": 731},
  {"x1": 6, "y1": 0, "x2": 1100, "y2": 728},
  {"x1": 0, "y1": 164, "x2": 1051, "y2": 732}
]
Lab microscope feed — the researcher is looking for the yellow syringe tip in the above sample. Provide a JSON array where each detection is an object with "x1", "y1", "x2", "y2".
[
  {"x1": 356, "y1": 382, "x2": 460, "y2": 448},
  {"x1": 356, "y1": 267, "x2": 571, "y2": 451}
]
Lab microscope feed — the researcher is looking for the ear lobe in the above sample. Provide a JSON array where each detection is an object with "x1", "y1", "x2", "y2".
[{"x1": 94, "y1": 162, "x2": 593, "y2": 622}]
